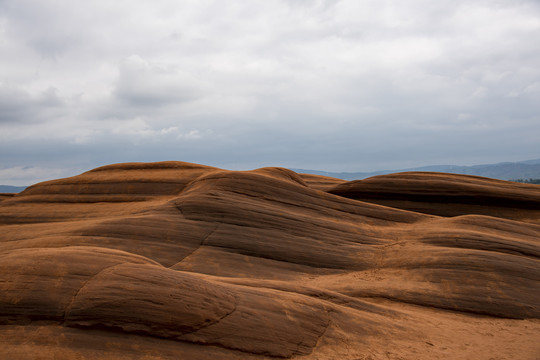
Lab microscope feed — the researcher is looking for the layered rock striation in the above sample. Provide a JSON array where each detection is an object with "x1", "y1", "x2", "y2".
[{"x1": 1, "y1": 162, "x2": 539, "y2": 359}]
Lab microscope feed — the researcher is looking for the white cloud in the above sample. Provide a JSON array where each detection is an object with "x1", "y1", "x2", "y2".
[{"x1": 178, "y1": 130, "x2": 201, "y2": 139}]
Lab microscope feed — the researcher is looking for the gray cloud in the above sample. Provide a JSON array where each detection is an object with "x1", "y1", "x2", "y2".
[
  {"x1": 0, "y1": 85, "x2": 63, "y2": 123},
  {"x1": 0, "y1": 0, "x2": 539, "y2": 184},
  {"x1": 113, "y1": 55, "x2": 205, "y2": 108}
]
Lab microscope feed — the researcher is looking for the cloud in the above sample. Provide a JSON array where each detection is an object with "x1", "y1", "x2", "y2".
[
  {"x1": 0, "y1": 0, "x2": 539, "y2": 184},
  {"x1": 0, "y1": 85, "x2": 62, "y2": 123},
  {"x1": 113, "y1": 55, "x2": 205, "y2": 108}
]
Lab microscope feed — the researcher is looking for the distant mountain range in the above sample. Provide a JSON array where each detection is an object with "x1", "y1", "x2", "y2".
[
  {"x1": 292, "y1": 158, "x2": 540, "y2": 181},
  {"x1": 0, "y1": 185, "x2": 27, "y2": 193}
]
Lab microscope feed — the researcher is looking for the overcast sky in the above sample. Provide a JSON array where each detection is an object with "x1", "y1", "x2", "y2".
[{"x1": 1, "y1": 0, "x2": 539, "y2": 185}]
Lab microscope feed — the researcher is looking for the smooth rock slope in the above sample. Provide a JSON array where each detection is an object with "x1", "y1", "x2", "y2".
[{"x1": 1, "y1": 162, "x2": 539, "y2": 359}]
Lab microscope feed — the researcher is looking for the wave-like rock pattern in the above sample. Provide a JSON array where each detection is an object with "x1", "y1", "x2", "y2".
[{"x1": 1, "y1": 162, "x2": 539, "y2": 359}]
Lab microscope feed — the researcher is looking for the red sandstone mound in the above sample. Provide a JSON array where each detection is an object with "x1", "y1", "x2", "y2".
[
  {"x1": 0, "y1": 162, "x2": 539, "y2": 359},
  {"x1": 328, "y1": 171, "x2": 540, "y2": 219}
]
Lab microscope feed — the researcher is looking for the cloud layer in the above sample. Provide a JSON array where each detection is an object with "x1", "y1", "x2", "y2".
[{"x1": 1, "y1": 0, "x2": 539, "y2": 184}]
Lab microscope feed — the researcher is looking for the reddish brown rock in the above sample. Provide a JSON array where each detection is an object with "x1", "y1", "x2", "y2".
[
  {"x1": 0, "y1": 193, "x2": 15, "y2": 202},
  {"x1": 1, "y1": 162, "x2": 539, "y2": 359},
  {"x1": 328, "y1": 171, "x2": 540, "y2": 219}
]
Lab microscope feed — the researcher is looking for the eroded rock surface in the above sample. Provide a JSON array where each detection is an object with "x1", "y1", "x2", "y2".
[{"x1": 1, "y1": 162, "x2": 539, "y2": 359}]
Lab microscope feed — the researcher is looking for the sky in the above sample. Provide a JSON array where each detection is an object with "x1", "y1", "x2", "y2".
[{"x1": 1, "y1": 0, "x2": 539, "y2": 185}]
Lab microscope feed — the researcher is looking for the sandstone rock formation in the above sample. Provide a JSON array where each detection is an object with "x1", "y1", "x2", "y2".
[{"x1": 1, "y1": 162, "x2": 539, "y2": 359}]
